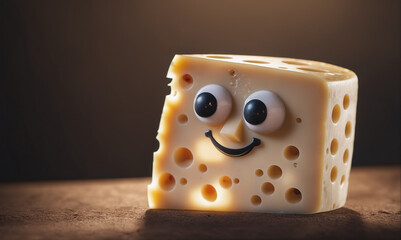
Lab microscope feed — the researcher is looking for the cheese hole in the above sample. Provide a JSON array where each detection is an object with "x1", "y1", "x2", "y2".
[
  {"x1": 243, "y1": 60, "x2": 270, "y2": 64},
  {"x1": 180, "y1": 178, "x2": 187, "y2": 185},
  {"x1": 153, "y1": 138, "x2": 160, "y2": 152},
  {"x1": 251, "y1": 195, "x2": 262, "y2": 206},
  {"x1": 332, "y1": 104, "x2": 341, "y2": 123},
  {"x1": 340, "y1": 175, "x2": 345, "y2": 185},
  {"x1": 158, "y1": 173, "x2": 175, "y2": 191},
  {"x1": 282, "y1": 60, "x2": 309, "y2": 65},
  {"x1": 199, "y1": 164, "x2": 207, "y2": 173},
  {"x1": 345, "y1": 121, "x2": 351, "y2": 138},
  {"x1": 284, "y1": 145, "x2": 300, "y2": 160},
  {"x1": 298, "y1": 67, "x2": 328, "y2": 73},
  {"x1": 293, "y1": 163, "x2": 298, "y2": 168},
  {"x1": 267, "y1": 165, "x2": 282, "y2": 179},
  {"x1": 295, "y1": 118, "x2": 302, "y2": 123},
  {"x1": 201, "y1": 184, "x2": 217, "y2": 202},
  {"x1": 343, "y1": 94, "x2": 350, "y2": 109},
  {"x1": 330, "y1": 166, "x2": 338, "y2": 182},
  {"x1": 285, "y1": 188, "x2": 302, "y2": 203},
  {"x1": 233, "y1": 178, "x2": 240, "y2": 184},
  {"x1": 343, "y1": 149, "x2": 349, "y2": 163},
  {"x1": 174, "y1": 148, "x2": 193, "y2": 168},
  {"x1": 228, "y1": 69, "x2": 236, "y2": 76},
  {"x1": 261, "y1": 182, "x2": 275, "y2": 195},
  {"x1": 219, "y1": 176, "x2": 232, "y2": 189},
  {"x1": 207, "y1": 55, "x2": 232, "y2": 59},
  {"x1": 330, "y1": 139, "x2": 338, "y2": 155},
  {"x1": 177, "y1": 114, "x2": 188, "y2": 124},
  {"x1": 180, "y1": 74, "x2": 193, "y2": 89},
  {"x1": 255, "y1": 169, "x2": 263, "y2": 177},
  {"x1": 326, "y1": 148, "x2": 329, "y2": 154}
]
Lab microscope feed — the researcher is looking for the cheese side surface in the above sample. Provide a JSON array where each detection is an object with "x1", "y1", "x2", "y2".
[{"x1": 148, "y1": 54, "x2": 358, "y2": 214}]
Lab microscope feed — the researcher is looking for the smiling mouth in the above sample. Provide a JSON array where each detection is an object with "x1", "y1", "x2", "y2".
[{"x1": 204, "y1": 130, "x2": 261, "y2": 157}]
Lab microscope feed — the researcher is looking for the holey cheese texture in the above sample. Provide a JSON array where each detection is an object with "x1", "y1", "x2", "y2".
[{"x1": 148, "y1": 54, "x2": 358, "y2": 214}]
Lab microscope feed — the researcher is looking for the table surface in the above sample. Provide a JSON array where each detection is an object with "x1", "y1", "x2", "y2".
[{"x1": 0, "y1": 166, "x2": 400, "y2": 240}]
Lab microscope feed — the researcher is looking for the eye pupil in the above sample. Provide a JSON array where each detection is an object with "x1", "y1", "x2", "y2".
[
  {"x1": 244, "y1": 99, "x2": 267, "y2": 125},
  {"x1": 195, "y1": 92, "x2": 217, "y2": 117}
]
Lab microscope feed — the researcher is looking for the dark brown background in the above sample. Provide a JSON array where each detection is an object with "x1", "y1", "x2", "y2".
[{"x1": 1, "y1": 0, "x2": 400, "y2": 182}]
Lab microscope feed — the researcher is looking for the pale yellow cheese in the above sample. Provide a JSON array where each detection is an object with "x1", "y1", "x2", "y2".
[{"x1": 148, "y1": 54, "x2": 358, "y2": 214}]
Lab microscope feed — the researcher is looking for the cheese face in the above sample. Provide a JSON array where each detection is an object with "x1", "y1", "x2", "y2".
[{"x1": 148, "y1": 55, "x2": 358, "y2": 214}]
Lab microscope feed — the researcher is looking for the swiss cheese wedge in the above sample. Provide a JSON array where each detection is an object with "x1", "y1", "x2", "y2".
[{"x1": 148, "y1": 55, "x2": 358, "y2": 214}]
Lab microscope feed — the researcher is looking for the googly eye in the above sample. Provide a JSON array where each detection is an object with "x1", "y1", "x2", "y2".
[
  {"x1": 243, "y1": 90, "x2": 286, "y2": 134},
  {"x1": 194, "y1": 84, "x2": 232, "y2": 124}
]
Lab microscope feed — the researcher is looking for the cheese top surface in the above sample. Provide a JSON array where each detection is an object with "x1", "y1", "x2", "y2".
[
  {"x1": 149, "y1": 54, "x2": 357, "y2": 214},
  {"x1": 168, "y1": 54, "x2": 355, "y2": 82}
]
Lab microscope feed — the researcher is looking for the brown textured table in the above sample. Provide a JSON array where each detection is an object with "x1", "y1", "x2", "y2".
[{"x1": 0, "y1": 166, "x2": 400, "y2": 240}]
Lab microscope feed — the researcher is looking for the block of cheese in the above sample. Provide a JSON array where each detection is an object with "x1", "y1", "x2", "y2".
[{"x1": 148, "y1": 54, "x2": 358, "y2": 214}]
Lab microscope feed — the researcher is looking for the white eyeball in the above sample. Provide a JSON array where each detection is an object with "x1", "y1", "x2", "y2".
[
  {"x1": 243, "y1": 90, "x2": 286, "y2": 134},
  {"x1": 194, "y1": 84, "x2": 232, "y2": 124}
]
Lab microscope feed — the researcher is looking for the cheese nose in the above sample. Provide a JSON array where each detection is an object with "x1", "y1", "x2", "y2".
[{"x1": 220, "y1": 117, "x2": 243, "y2": 142}]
